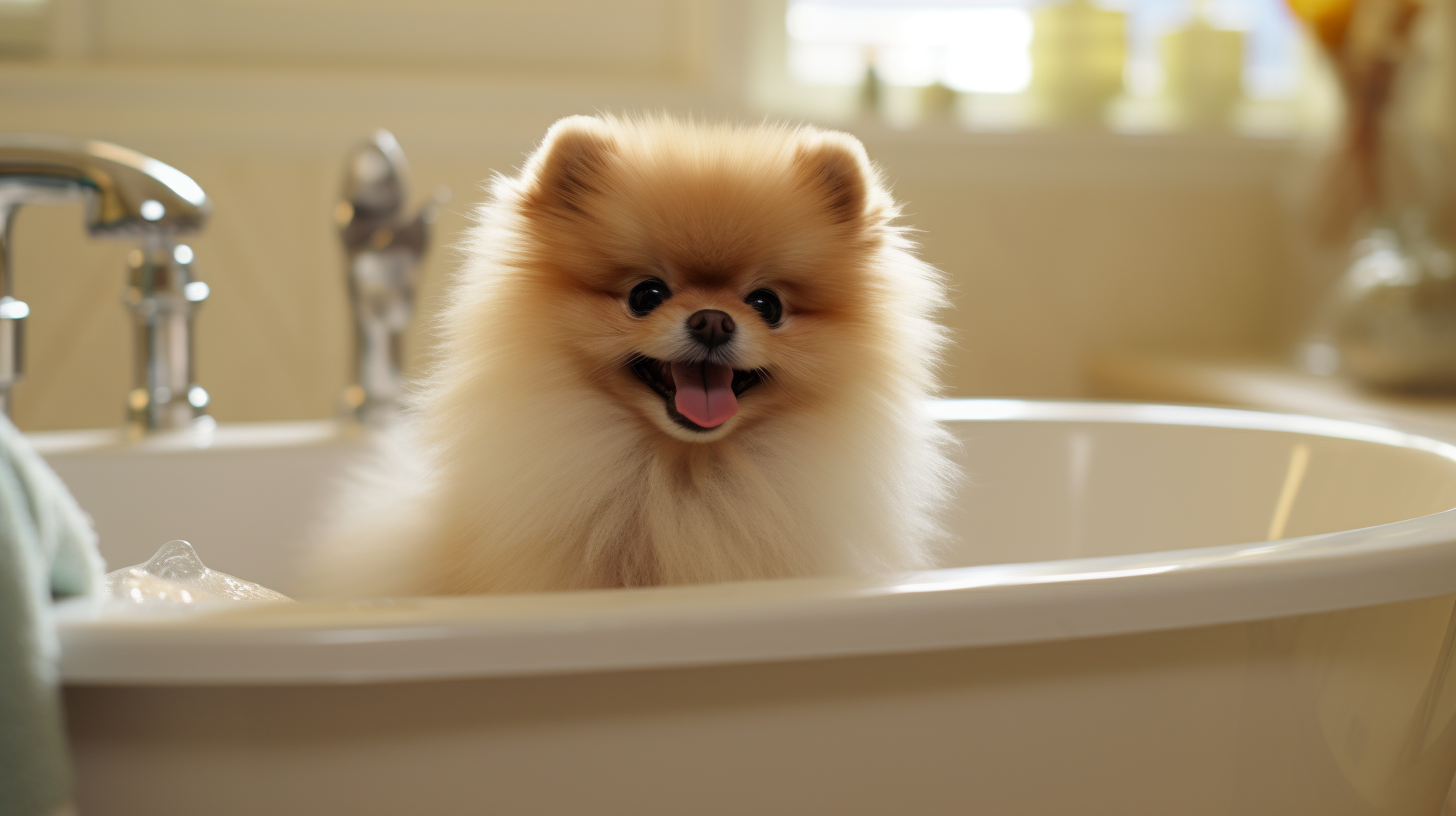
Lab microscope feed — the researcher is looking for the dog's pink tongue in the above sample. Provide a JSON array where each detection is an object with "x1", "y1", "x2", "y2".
[{"x1": 670, "y1": 361, "x2": 737, "y2": 428}]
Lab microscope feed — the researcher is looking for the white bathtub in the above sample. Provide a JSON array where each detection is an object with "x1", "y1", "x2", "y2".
[{"x1": 37, "y1": 400, "x2": 1456, "y2": 816}]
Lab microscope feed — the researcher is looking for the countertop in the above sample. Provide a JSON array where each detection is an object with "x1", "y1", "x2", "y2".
[{"x1": 1088, "y1": 350, "x2": 1456, "y2": 442}]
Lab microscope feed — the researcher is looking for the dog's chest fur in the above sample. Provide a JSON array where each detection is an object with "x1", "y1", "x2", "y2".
[{"x1": 426, "y1": 416, "x2": 853, "y2": 593}]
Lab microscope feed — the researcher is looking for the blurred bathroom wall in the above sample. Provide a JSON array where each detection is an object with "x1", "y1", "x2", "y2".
[{"x1": 3, "y1": 0, "x2": 1297, "y2": 430}]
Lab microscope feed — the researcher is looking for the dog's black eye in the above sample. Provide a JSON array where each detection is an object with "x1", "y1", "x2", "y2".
[
  {"x1": 628, "y1": 279, "x2": 671, "y2": 316},
  {"x1": 745, "y1": 289, "x2": 783, "y2": 326}
]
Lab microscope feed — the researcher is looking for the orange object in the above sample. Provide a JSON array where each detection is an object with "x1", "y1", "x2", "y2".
[{"x1": 1287, "y1": 0, "x2": 1355, "y2": 51}]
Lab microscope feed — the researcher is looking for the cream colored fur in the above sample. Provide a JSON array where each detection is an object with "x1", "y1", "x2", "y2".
[{"x1": 303, "y1": 115, "x2": 957, "y2": 597}]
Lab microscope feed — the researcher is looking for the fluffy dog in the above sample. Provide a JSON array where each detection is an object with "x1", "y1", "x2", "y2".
[{"x1": 305, "y1": 115, "x2": 956, "y2": 596}]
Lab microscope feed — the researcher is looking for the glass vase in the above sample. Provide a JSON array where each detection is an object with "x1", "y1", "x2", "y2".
[{"x1": 1331, "y1": 213, "x2": 1456, "y2": 389}]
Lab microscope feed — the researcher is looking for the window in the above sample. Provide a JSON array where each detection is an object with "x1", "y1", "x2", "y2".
[{"x1": 783, "y1": 0, "x2": 1315, "y2": 134}]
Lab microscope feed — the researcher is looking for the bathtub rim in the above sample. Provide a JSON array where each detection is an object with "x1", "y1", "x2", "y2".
[{"x1": 50, "y1": 399, "x2": 1456, "y2": 685}]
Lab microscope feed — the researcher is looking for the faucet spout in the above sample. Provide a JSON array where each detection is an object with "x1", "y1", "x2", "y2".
[{"x1": 0, "y1": 134, "x2": 211, "y2": 429}]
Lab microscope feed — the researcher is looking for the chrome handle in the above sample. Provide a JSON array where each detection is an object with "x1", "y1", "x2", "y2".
[{"x1": 337, "y1": 130, "x2": 446, "y2": 425}]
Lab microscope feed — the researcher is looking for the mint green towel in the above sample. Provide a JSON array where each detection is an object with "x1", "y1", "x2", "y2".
[{"x1": 0, "y1": 416, "x2": 104, "y2": 816}]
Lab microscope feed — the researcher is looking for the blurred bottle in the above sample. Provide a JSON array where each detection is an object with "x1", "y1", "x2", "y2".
[
  {"x1": 857, "y1": 47, "x2": 884, "y2": 120},
  {"x1": 1161, "y1": 5, "x2": 1246, "y2": 130},
  {"x1": 1030, "y1": 0, "x2": 1127, "y2": 127},
  {"x1": 1330, "y1": 215, "x2": 1456, "y2": 390}
]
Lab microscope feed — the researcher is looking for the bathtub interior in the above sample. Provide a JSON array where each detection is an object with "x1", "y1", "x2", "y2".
[
  {"x1": 33, "y1": 408, "x2": 1456, "y2": 597},
  {"x1": 946, "y1": 420, "x2": 1456, "y2": 563}
]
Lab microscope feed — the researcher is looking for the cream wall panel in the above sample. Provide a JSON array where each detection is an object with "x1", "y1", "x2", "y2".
[
  {"x1": 902, "y1": 181, "x2": 1282, "y2": 397},
  {"x1": 92, "y1": 0, "x2": 694, "y2": 76},
  {"x1": 866, "y1": 134, "x2": 1286, "y2": 398}
]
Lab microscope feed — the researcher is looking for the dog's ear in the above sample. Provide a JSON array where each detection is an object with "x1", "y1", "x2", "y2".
[
  {"x1": 793, "y1": 131, "x2": 873, "y2": 225},
  {"x1": 525, "y1": 116, "x2": 617, "y2": 215}
]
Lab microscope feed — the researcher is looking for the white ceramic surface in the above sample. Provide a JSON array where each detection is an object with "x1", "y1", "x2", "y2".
[{"x1": 36, "y1": 401, "x2": 1456, "y2": 816}]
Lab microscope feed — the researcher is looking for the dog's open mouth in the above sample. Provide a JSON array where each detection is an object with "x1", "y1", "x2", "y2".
[{"x1": 630, "y1": 356, "x2": 763, "y2": 432}]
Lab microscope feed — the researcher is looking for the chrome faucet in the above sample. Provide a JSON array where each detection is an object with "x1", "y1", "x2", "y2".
[
  {"x1": 0, "y1": 134, "x2": 211, "y2": 430},
  {"x1": 336, "y1": 130, "x2": 445, "y2": 425}
]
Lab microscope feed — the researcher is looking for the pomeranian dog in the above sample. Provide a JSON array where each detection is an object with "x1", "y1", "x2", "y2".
[{"x1": 304, "y1": 115, "x2": 956, "y2": 596}]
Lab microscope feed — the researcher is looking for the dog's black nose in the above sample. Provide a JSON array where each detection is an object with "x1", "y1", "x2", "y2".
[{"x1": 686, "y1": 309, "x2": 735, "y2": 349}]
